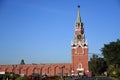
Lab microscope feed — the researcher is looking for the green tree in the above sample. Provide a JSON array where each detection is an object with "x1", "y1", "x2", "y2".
[
  {"x1": 89, "y1": 54, "x2": 107, "y2": 75},
  {"x1": 101, "y1": 39, "x2": 120, "y2": 78},
  {"x1": 20, "y1": 59, "x2": 25, "y2": 65},
  {"x1": 101, "y1": 39, "x2": 120, "y2": 68}
]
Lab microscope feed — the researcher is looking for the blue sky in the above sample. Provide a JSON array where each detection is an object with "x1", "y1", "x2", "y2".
[{"x1": 0, "y1": 0, "x2": 120, "y2": 64}]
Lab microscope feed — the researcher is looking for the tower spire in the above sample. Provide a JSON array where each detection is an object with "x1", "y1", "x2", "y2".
[{"x1": 76, "y1": 5, "x2": 81, "y2": 24}]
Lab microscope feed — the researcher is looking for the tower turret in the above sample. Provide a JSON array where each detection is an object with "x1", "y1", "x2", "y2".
[{"x1": 71, "y1": 5, "x2": 89, "y2": 76}]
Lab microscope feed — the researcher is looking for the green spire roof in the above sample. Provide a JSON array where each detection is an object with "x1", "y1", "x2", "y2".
[{"x1": 76, "y1": 5, "x2": 81, "y2": 24}]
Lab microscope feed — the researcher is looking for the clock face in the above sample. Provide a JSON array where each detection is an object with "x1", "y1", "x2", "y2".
[{"x1": 77, "y1": 34, "x2": 81, "y2": 39}]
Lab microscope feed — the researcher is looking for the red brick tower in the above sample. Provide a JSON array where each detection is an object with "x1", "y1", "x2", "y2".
[{"x1": 71, "y1": 5, "x2": 88, "y2": 76}]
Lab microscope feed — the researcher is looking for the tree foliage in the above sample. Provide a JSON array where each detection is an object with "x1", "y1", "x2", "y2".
[
  {"x1": 20, "y1": 59, "x2": 25, "y2": 65},
  {"x1": 101, "y1": 39, "x2": 120, "y2": 68},
  {"x1": 89, "y1": 54, "x2": 107, "y2": 75},
  {"x1": 101, "y1": 39, "x2": 120, "y2": 79}
]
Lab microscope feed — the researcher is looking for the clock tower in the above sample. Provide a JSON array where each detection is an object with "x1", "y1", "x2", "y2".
[{"x1": 71, "y1": 5, "x2": 88, "y2": 75}]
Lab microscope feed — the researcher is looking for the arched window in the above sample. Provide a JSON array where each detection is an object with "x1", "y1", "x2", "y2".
[{"x1": 78, "y1": 63, "x2": 82, "y2": 68}]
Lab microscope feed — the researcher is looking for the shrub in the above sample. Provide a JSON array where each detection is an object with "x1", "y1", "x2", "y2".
[{"x1": 109, "y1": 68, "x2": 120, "y2": 78}]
